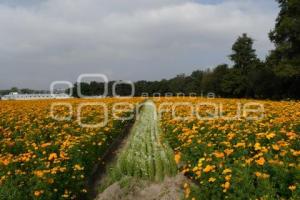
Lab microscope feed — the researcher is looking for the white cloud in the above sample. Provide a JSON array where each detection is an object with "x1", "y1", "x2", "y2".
[{"x1": 0, "y1": 0, "x2": 278, "y2": 89}]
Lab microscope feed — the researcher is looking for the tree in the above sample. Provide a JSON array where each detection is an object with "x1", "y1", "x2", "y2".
[
  {"x1": 10, "y1": 87, "x2": 19, "y2": 92},
  {"x1": 201, "y1": 65, "x2": 229, "y2": 96},
  {"x1": 20, "y1": 88, "x2": 35, "y2": 94},
  {"x1": 267, "y1": 0, "x2": 300, "y2": 99},
  {"x1": 230, "y1": 33, "x2": 259, "y2": 73},
  {"x1": 189, "y1": 70, "x2": 205, "y2": 95},
  {"x1": 210, "y1": 64, "x2": 229, "y2": 96},
  {"x1": 225, "y1": 34, "x2": 262, "y2": 98},
  {"x1": 168, "y1": 74, "x2": 187, "y2": 94},
  {"x1": 221, "y1": 69, "x2": 248, "y2": 98},
  {"x1": 247, "y1": 63, "x2": 277, "y2": 99},
  {"x1": 269, "y1": 0, "x2": 300, "y2": 66}
]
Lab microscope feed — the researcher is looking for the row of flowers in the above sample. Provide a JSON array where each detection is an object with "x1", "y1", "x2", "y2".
[
  {"x1": 0, "y1": 98, "x2": 141, "y2": 200},
  {"x1": 155, "y1": 97, "x2": 300, "y2": 199}
]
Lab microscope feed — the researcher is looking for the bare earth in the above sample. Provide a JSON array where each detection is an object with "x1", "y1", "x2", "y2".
[{"x1": 96, "y1": 174, "x2": 187, "y2": 200}]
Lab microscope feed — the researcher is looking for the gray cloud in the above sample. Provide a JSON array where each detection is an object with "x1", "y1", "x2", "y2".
[{"x1": 0, "y1": 0, "x2": 278, "y2": 89}]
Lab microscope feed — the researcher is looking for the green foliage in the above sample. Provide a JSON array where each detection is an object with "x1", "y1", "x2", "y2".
[
  {"x1": 105, "y1": 101, "x2": 177, "y2": 186},
  {"x1": 230, "y1": 33, "x2": 259, "y2": 71},
  {"x1": 269, "y1": 0, "x2": 300, "y2": 65},
  {"x1": 221, "y1": 68, "x2": 248, "y2": 98}
]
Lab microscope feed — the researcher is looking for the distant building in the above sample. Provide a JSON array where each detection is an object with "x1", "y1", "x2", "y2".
[{"x1": 1, "y1": 92, "x2": 71, "y2": 100}]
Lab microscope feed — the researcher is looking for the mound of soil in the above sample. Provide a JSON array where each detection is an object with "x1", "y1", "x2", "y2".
[{"x1": 96, "y1": 174, "x2": 188, "y2": 200}]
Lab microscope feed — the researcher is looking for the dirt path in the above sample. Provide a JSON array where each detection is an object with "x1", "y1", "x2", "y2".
[
  {"x1": 96, "y1": 174, "x2": 187, "y2": 200},
  {"x1": 87, "y1": 120, "x2": 134, "y2": 199},
  {"x1": 95, "y1": 101, "x2": 187, "y2": 200}
]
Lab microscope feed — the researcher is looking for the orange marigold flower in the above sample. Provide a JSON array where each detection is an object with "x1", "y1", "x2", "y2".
[
  {"x1": 203, "y1": 165, "x2": 215, "y2": 173},
  {"x1": 184, "y1": 187, "x2": 190, "y2": 198},
  {"x1": 222, "y1": 168, "x2": 232, "y2": 174},
  {"x1": 34, "y1": 190, "x2": 43, "y2": 197},
  {"x1": 34, "y1": 191, "x2": 41, "y2": 197},
  {"x1": 224, "y1": 181, "x2": 230, "y2": 189},
  {"x1": 291, "y1": 150, "x2": 300, "y2": 157},
  {"x1": 255, "y1": 172, "x2": 270, "y2": 179},
  {"x1": 288, "y1": 185, "x2": 296, "y2": 191},
  {"x1": 266, "y1": 132, "x2": 276, "y2": 139},
  {"x1": 234, "y1": 142, "x2": 246, "y2": 148},
  {"x1": 227, "y1": 133, "x2": 236, "y2": 140},
  {"x1": 74, "y1": 164, "x2": 84, "y2": 171},
  {"x1": 174, "y1": 153, "x2": 181, "y2": 164},
  {"x1": 48, "y1": 153, "x2": 57, "y2": 161},
  {"x1": 34, "y1": 170, "x2": 44, "y2": 177},
  {"x1": 1, "y1": 159, "x2": 10, "y2": 166},
  {"x1": 208, "y1": 177, "x2": 216, "y2": 182},
  {"x1": 222, "y1": 181, "x2": 230, "y2": 192},
  {"x1": 254, "y1": 143, "x2": 261, "y2": 151},
  {"x1": 60, "y1": 152, "x2": 68, "y2": 160},
  {"x1": 214, "y1": 151, "x2": 225, "y2": 158},
  {"x1": 225, "y1": 175, "x2": 231, "y2": 181},
  {"x1": 286, "y1": 132, "x2": 297, "y2": 140},
  {"x1": 41, "y1": 142, "x2": 51, "y2": 148},
  {"x1": 183, "y1": 183, "x2": 189, "y2": 189},
  {"x1": 280, "y1": 150, "x2": 287, "y2": 156},
  {"x1": 272, "y1": 144, "x2": 280, "y2": 151},
  {"x1": 195, "y1": 170, "x2": 201, "y2": 177},
  {"x1": 255, "y1": 157, "x2": 265, "y2": 166},
  {"x1": 255, "y1": 171, "x2": 262, "y2": 177},
  {"x1": 47, "y1": 178, "x2": 54, "y2": 184},
  {"x1": 224, "y1": 149, "x2": 234, "y2": 156}
]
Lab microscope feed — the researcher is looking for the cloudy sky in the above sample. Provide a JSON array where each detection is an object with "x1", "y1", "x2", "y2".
[{"x1": 0, "y1": 0, "x2": 279, "y2": 89}]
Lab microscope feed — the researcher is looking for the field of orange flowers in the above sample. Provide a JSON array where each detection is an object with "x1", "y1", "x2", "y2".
[
  {"x1": 155, "y1": 97, "x2": 300, "y2": 199},
  {"x1": 0, "y1": 98, "x2": 141, "y2": 200},
  {"x1": 0, "y1": 97, "x2": 299, "y2": 200}
]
